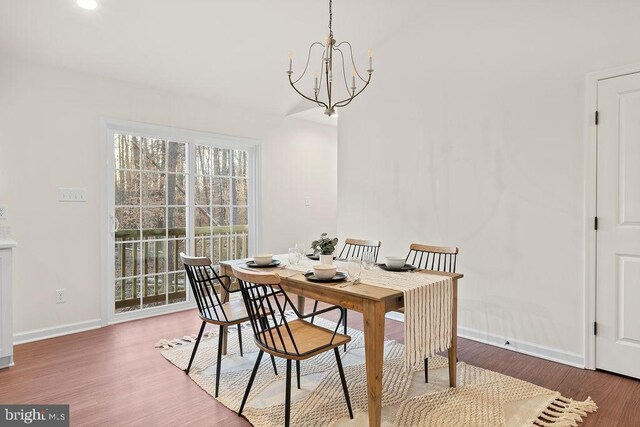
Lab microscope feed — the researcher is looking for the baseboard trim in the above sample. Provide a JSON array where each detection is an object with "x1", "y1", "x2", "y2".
[
  {"x1": 385, "y1": 312, "x2": 404, "y2": 322},
  {"x1": 107, "y1": 301, "x2": 195, "y2": 325},
  {"x1": 458, "y1": 326, "x2": 585, "y2": 368},
  {"x1": 0, "y1": 355, "x2": 14, "y2": 369},
  {"x1": 384, "y1": 312, "x2": 585, "y2": 368},
  {"x1": 13, "y1": 304, "x2": 198, "y2": 345},
  {"x1": 13, "y1": 319, "x2": 102, "y2": 345}
]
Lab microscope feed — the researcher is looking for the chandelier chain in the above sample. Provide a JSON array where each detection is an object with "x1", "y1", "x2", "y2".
[{"x1": 328, "y1": 0, "x2": 333, "y2": 37}]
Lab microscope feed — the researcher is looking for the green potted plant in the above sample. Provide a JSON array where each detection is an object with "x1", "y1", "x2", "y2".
[{"x1": 311, "y1": 233, "x2": 339, "y2": 265}]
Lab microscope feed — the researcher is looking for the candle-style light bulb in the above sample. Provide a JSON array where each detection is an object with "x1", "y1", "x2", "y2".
[
  {"x1": 368, "y1": 48, "x2": 373, "y2": 71},
  {"x1": 288, "y1": 51, "x2": 293, "y2": 73},
  {"x1": 351, "y1": 68, "x2": 356, "y2": 90},
  {"x1": 314, "y1": 72, "x2": 319, "y2": 92}
]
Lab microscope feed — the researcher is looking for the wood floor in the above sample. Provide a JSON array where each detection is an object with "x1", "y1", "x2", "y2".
[{"x1": 1, "y1": 308, "x2": 638, "y2": 426}]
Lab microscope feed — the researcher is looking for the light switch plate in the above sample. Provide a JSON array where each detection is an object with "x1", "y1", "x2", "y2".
[
  {"x1": 58, "y1": 188, "x2": 87, "y2": 202},
  {"x1": 0, "y1": 205, "x2": 7, "y2": 220}
]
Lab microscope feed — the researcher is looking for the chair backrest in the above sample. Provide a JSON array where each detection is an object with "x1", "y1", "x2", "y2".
[
  {"x1": 405, "y1": 243, "x2": 459, "y2": 272},
  {"x1": 180, "y1": 253, "x2": 230, "y2": 323},
  {"x1": 338, "y1": 238, "x2": 382, "y2": 262},
  {"x1": 232, "y1": 266, "x2": 317, "y2": 358}
]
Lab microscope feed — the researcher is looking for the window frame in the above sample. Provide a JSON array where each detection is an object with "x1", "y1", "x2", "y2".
[{"x1": 101, "y1": 118, "x2": 260, "y2": 325}]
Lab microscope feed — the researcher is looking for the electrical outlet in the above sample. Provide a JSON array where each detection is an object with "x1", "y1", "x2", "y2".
[
  {"x1": 0, "y1": 205, "x2": 8, "y2": 220},
  {"x1": 304, "y1": 197, "x2": 311, "y2": 207},
  {"x1": 56, "y1": 289, "x2": 66, "y2": 304}
]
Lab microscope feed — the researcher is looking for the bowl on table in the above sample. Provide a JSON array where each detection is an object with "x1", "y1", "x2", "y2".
[
  {"x1": 385, "y1": 256, "x2": 406, "y2": 269},
  {"x1": 253, "y1": 254, "x2": 273, "y2": 266},
  {"x1": 313, "y1": 264, "x2": 337, "y2": 280}
]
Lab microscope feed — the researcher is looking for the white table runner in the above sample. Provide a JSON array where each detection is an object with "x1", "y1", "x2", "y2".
[{"x1": 357, "y1": 268, "x2": 452, "y2": 368}]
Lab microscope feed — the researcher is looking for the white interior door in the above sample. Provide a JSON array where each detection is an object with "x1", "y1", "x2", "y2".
[{"x1": 596, "y1": 72, "x2": 640, "y2": 379}]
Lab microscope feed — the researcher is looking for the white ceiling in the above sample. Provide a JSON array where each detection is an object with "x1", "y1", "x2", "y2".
[{"x1": 0, "y1": 0, "x2": 428, "y2": 118}]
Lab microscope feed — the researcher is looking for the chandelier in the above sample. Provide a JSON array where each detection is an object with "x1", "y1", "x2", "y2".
[{"x1": 287, "y1": 0, "x2": 373, "y2": 117}]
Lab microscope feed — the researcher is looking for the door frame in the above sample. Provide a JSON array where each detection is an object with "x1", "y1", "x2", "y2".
[
  {"x1": 584, "y1": 63, "x2": 640, "y2": 369},
  {"x1": 99, "y1": 118, "x2": 261, "y2": 326}
]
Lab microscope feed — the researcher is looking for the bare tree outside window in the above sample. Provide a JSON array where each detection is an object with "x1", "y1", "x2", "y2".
[
  {"x1": 113, "y1": 134, "x2": 249, "y2": 314},
  {"x1": 193, "y1": 144, "x2": 249, "y2": 265}
]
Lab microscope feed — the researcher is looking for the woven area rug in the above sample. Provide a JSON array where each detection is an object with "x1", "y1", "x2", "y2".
[{"x1": 156, "y1": 318, "x2": 596, "y2": 426}]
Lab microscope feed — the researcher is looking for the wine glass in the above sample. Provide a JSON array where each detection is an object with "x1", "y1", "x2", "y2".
[
  {"x1": 295, "y1": 243, "x2": 306, "y2": 259},
  {"x1": 334, "y1": 258, "x2": 347, "y2": 272},
  {"x1": 362, "y1": 252, "x2": 375, "y2": 271},
  {"x1": 288, "y1": 247, "x2": 300, "y2": 265},
  {"x1": 347, "y1": 256, "x2": 362, "y2": 282}
]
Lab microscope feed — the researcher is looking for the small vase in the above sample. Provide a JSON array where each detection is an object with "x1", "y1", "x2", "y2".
[{"x1": 319, "y1": 254, "x2": 333, "y2": 265}]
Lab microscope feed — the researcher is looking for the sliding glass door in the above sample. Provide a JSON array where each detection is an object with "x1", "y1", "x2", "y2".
[
  {"x1": 193, "y1": 145, "x2": 249, "y2": 262},
  {"x1": 113, "y1": 135, "x2": 188, "y2": 314},
  {"x1": 105, "y1": 121, "x2": 257, "y2": 321}
]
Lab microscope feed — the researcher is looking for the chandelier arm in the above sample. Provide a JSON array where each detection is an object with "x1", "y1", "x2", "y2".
[
  {"x1": 334, "y1": 41, "x2": 369, "y2": 83},
  {"x1": 333, "y1": 46, "x2": 352, "y2": 94},
  {"x1": 292, "y1": 42, "x2": 326, "y2": 85},
  {"x1": 331, "y1": 74, "x2": 372, "y2": 108},
  {"x1": 332, "y1": 95, "x2": 356, "y2": 109},
  {"x1": 288, "y1": 75, "x2": 329, "y2": 109}
]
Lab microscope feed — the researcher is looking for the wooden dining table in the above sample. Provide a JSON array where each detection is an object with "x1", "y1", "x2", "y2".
[{"x1": 219, "y1": 258, "x2": 463, "y2": 427}]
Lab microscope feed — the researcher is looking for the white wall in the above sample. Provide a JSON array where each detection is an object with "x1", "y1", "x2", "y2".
[
  {"x1": 0, "y1": 56, "x2": 337, "y2": 337},
  {"x1": 338, "y1": 1, "x2": 640, "y2": 366}
]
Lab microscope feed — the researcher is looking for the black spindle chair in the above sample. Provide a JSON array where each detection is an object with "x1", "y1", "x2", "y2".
[
  {"x1": 338, "y1": 238, "x2": 382, "y2": 262},
  {"x1": 312, "y1": 238, "x2": 381, "y2": 351},
  {"x1": 233, "y1": 266, "x2": 353, "y2": 427},
  {"x1": 180, "y1": 253, "x2": 277, "y2": 397},
  {"x1": 404, "y1": 244, "x2": 459, "y2": 383},
  {"x1": 406, "y1": 243, "x2": 458, "y2": 273}
]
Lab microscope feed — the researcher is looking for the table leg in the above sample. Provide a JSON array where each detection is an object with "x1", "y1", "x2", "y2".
[
  {"x1": 297, "y1": 295, "x2": 306, "y2": 315},
  {"x1": 363, "y1": 299, "x2": 385, "y2": 427},
  {"x1": 448, "y1": 279, "x2": 458, "y2": 387}
]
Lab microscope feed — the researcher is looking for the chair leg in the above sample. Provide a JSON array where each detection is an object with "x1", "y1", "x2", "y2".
[
  {"x1": 334, "y1": 347, "x2": 353, "y2": 419},
  {"x1": 185, "y1": 321, "x2": 206, "y2": 375},
  {"x1": 239, "y1": 350, "x2": 264, "y2": 415},
  {"x1": 237, "y1": 324, "x2": 243, "y2": 357},
  {"x1": 285, "y1": 359, "x2": 292, "y2": 427},
  {"x1": 424, "y1": 357, "x2": 428, "y2": 383},
  {"x1": 296, "y1": 360, "x2": 301, "y2": 389},
  {"x1": 343, "y1": 309, "x2": 348, "y2": 352},
  {"x1": 215, "y1": 325, "x2": 224, "y2": 398},
  {"x1": 310, "y1": 300, "x2": 319, "y2": 323}
]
